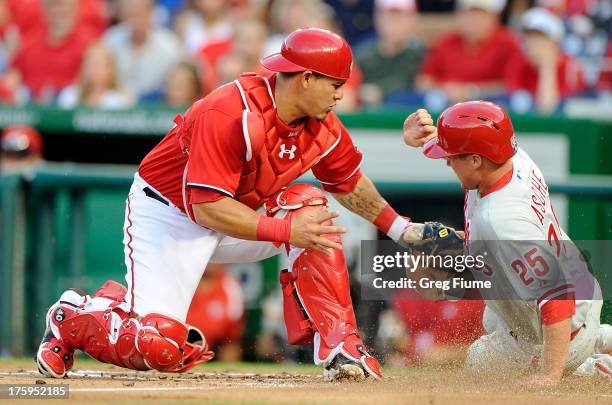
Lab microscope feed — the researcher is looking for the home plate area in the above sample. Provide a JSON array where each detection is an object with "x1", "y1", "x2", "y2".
[{"x1": 0, "y1": 361, "x2": 611, "y2": 404}]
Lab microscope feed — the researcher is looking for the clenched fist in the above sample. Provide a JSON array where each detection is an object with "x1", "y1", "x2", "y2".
[{"x1": 403, "y1": 108, "x2": 437, "y2": 147}]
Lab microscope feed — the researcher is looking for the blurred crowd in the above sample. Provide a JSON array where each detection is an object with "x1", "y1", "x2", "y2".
[{"x1": 0, "y1": 0, "x2": 610, "y2": 114}]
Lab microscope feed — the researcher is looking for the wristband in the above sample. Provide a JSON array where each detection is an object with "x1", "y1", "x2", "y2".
[
  {"x1": 373, "y1": 205, "x2": 411, "y2": 241},
  {"x1": 256, "y1": 215, "x2": 292, "y2": 243}
]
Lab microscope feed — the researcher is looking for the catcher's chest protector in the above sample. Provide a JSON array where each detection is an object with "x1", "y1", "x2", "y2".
[{"x1": 234, "y1": 74, "x2": 341, "y2": 209}]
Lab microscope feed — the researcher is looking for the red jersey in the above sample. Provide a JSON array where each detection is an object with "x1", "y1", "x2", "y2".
[
  {"x1": 597, "y1": 45, "x2": 612, "y2": 91},
  {"x1": 420, "y1": 27, "x2": 522, "y2": 84},
  {"x1": 139, "y1": 73, "x2": 363, "y2": 215},
  {"x1": 506, "y1": 53, "x2": 587, "y2": 98},
  {"x1": 7, "y1": 0, "x2": 108, "y2": 40},
  {"x1": 186, "y1": 270, "x2": 244, "y2": 349},
  {"x1": 10, "y1": 28, "x2": 98, "y2": 100}
]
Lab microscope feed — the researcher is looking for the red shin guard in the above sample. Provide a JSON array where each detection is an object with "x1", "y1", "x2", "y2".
[
  {"x1": 38, "y1": 280, "x2": 213, "y2": 377},
  {"x1": 267, "y1": 184, "x2": 382, "y2": 378}
]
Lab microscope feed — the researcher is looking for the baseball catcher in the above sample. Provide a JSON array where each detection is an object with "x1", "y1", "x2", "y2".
[{"x1": 36, "y1": 28, "x2": 463, "y2": 382}]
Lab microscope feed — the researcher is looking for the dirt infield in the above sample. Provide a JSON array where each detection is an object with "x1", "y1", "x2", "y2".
[{"x1": 0, "y1": 359, "x2": 610, "y2": 404}]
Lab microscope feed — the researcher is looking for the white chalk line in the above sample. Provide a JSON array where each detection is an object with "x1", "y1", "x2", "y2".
[
  {"x1": 70, "y1": 384, "x2": 301, "y2": 393},
  {"x1": 0, "y1": 369, "x2": 305, "y2": 390},
  {"x1": 0, "y1": 369, "x2": 304, "y2": 379},
  {"x1": 71, "y1": 386, "x2": 221, "y2": 393}
]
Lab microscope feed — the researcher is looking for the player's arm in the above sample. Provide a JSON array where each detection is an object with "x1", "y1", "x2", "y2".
[
  {"x1": 534, "y1": 288, "x2": 575, "y2": 386},
  {"x1": 193, "y1": 198, "x2": 346, "y2": 255},
  {"x1": 330, "y1": 174, "x2": 385, "y2": 223},
  {"x1": 538, "y1": 316, "x2": 571, "y2": 385},
  {"x1": 318, "y1": 121, "x2": 458, "y2": 243},
  {"x1": 330, "y1": 174, "x2": 422, "y2": 240},
  {"x1": 331, "y1": 174, "x2": 452, "y2": 243}
]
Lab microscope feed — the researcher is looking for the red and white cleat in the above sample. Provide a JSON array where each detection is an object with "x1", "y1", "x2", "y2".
[
  {"x1": 36, "y1": 334, "x2": 74, "y2": 378},
  {"x1": 323, "y1": 335, "x2": 382, "y2": 382},
  {"x1": 36, "y1": 290, "x2": 84, "y2": 378}
]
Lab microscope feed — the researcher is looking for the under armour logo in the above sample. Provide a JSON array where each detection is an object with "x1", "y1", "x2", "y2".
[{"x1": 278, "y1": 144, "x2": 297, "y2": 160}]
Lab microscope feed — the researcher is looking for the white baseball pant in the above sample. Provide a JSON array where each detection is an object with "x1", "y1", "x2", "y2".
[
  {"x1": 119, "y1": 173, "x2": 282, "y2": 321},
  {"x1": 465, "y1": 299, "x2": 603, "y2": 375}
]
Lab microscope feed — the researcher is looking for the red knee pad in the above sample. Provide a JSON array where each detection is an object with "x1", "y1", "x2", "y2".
[
  {"x1": 92, "y1": 280, "x2": 127, "y2": 301},
  {"x1": 136, "y1": 313, "x2": 188, "y2": 371},
  {"x1": 265, "y1": 183, "x2": 329, "y2": 216},
  {"x1": 280, "y1": 270, "x2": 314, "y2": 345}
]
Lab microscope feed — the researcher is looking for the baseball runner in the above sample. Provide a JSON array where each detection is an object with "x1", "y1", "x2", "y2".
[
  {"x1": 36, "y1": 28, "x2": 462, "y2": 382},
  {"x1": 402, "y1": 101, "x2": 612, "y2": 386}
]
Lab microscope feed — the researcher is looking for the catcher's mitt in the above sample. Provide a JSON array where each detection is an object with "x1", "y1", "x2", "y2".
[
  {"x1": 402, "y1": 222, "x2": 465, "y2": 272},
  {"x1": 421, "y1": 221, "x2": 464, "y2": 253}
]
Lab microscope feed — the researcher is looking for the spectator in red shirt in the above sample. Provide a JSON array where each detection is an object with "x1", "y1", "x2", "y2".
[
  {"x1": 597, "y1": 44, "x2": 612, "y2": 92},
  {"x1": 210, "y1": 19, "x2": 268, "y2": 86},
  {"x1": 416, "y1": 0, "x2": 522, "y2": 104},
  {"x1": 186, "y1": 264, "x2": 245, "y2": 361},
  {"x1": 507, "y1": 7, "x2": 587, "y2": 114},
  {"x1": 5, "y1": 0, "x2": 108, "y2": 41},
  {"x1": 9, "y1": 0, "x2": 99, "y2": 103}
]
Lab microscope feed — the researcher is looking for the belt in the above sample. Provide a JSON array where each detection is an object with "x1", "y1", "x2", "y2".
[{"x1": 143, "y1": 186, "x2": 169, "y2": 206}]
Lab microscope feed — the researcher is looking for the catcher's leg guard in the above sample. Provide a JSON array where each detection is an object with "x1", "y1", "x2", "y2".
[
  {"x1": 279, "y1": 269, "x2": 314, "y2": 345},
  {"x1": 269, "y1": 184, "x2": 382, "y2": 381},
  {"x1": 166, "y1": 326, "x2": 214, "y2": 373},
  {"x1": 37, "y1": 280, "x2": 213, "y2": 378},
  {"x1": 288, "y1": 244, "x2": 382, "y2": 381},
  {"x1": 135, "y1": 313, "x2": 211, "y2": 372},
  {"x1": 36, "y1": 290, "x2": 82, "y2": 378}
]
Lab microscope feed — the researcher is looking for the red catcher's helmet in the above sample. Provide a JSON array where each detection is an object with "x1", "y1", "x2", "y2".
[
  {"x1": 261, "y1": 28, "x2": 353, "y2": 80},
  {"x1": 423, "y1": 101, "x2": 517, "y2": 164}
]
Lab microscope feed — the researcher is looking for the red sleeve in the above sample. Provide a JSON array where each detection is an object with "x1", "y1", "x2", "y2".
[
  {"x1": 9, "y1": 41, "x2": 25, "y2": 71},
  {"x1": 559, "y1": 56, "x2": 587, "y2": 97},
  {"x1": 191, "y1": 189, "x2": 228, "y2": 204},
  {"x1": 540, "y1": 296, "x2": 575, "y2": 325},
  {"x1": 311, "y1": 120, "x2": 363, "y2": 194},
  {"x1": 419, "y1": 37, "x2": 448, "y2": 79},
  {"x1": 186, "y1": 109, "x2": 246, "y2": 204},
  {"x1": 504, "y1": 52, "x2": 531, "y2": 93}
]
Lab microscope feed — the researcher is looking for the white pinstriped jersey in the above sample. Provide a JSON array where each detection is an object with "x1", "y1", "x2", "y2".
[{"x1": 464, "y1": 148, "x2": 596, "y2": 343}]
